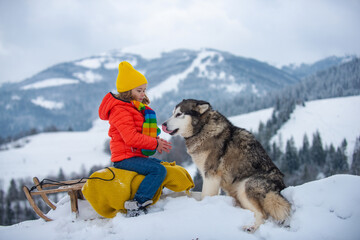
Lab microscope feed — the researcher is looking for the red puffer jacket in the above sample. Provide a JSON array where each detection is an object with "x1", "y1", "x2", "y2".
[{"x1": 98, "y1": 92, "x2": 158, "y2": 162}]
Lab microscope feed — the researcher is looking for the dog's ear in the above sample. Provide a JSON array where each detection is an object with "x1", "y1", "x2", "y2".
[
  {"x1": 192, "y1": 118, "x2": 199, "y2": 126},
  {"x1": 197, "y1": 102, "x2": 211, "y2": 115}
]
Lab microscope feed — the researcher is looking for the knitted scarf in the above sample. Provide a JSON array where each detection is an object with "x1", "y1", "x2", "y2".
[{"x1": 131, "y1": 100, "x2": 161, "y2": 156}]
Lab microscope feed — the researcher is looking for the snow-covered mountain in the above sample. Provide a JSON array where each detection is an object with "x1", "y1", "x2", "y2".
[
  {"x1": 281, "y1": 55, "x2": 358, "y2": 79},
  {"x1": 0, "y1": 48, "x2": 299, "y2": 140},
  {"x1": 1, "y1": 174, "x2": 359, "y2": 240}
]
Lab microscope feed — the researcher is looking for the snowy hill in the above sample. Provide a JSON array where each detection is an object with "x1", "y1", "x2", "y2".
[
  {"x1": 270, "y1": 95, "x2": 360, "y2": 162},
  {"x1": 228, "y1": 95, "x2": 360, "y2": 162},
  {"x1": 1, "y1": 174, "x2": 359, "y2": 240},
  {"x1": 0, "y1": 119, "x2": 110, "y2": 190},
  {"x1": 229, "y1": 107, "x2": 274, "y2": 133}
]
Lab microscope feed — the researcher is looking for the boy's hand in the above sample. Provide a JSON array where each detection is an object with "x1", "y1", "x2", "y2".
[{"x1": 156, "y1": 138, "x2": 172, "y2": 154}]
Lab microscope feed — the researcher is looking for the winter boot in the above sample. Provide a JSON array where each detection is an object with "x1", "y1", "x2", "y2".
[{"x1": 124, "y1": 199, "x2": 153, "y2": 217}]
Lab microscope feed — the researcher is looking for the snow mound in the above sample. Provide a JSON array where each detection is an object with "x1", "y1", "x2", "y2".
[{"x1": 1, "y1": 175, "x2": 359, "y2": 240}]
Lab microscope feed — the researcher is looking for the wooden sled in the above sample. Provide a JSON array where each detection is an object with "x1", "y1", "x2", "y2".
[
  {"x1": 23, "y1": 177, "x2": 87, "y2": 221},
  {"x1": 23, "y1": 175, "x2": 201, "y2": 222}
]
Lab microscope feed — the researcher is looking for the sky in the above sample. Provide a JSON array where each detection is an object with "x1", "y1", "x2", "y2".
[{"x1": 0, "y1": 0, "x2": 359, "y2": 85}]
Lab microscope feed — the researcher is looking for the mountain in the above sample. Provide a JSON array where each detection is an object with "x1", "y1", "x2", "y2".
[
  {"x1": 0, "y1": 48, "x2": 299, "y2": 140},
  {"x1": 1, "y1": 174, "x2": 360, "y2": 239},
  {"x1": 281, "y1": 55, "x2": 357, "y2": 79}
]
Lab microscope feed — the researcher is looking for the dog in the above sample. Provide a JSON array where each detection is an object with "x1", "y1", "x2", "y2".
[{"x1": 162, "y1": 99, "x2": 291, "y2": 232}]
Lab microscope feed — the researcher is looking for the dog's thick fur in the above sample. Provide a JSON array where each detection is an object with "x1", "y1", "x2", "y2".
[{"x1": 162, "y1": 99, "x2": 291, "y2": 232}]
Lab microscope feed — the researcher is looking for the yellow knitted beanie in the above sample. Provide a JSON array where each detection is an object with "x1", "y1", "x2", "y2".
[{"x1": 116, "y1": 61, "x2": 147, "y2": 92}]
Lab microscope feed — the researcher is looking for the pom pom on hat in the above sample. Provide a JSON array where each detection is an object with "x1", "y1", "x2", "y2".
[{"x1": 116, "y1": 61, "x2": 147, "y2": 92}]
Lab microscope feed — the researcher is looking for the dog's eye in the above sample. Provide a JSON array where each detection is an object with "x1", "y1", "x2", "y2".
[{"x1": 175, "y1": 113, "x2": 182, "y2": 117}]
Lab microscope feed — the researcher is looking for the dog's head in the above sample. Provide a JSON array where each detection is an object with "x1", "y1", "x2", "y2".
[{"x1": 162, "y1": 99, "x2": 211, "y2": 138}]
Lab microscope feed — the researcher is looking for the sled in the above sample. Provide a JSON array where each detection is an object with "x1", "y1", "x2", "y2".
[{"x1": 23, "y1": 177, "x2": 87, "y2": 221}]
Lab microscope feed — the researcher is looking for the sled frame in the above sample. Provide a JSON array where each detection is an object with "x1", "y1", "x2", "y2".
[{"x1": 23, "y1": 177, "x2": 86, "y2": 221}]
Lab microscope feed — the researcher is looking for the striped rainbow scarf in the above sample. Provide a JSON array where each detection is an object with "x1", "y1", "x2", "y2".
[{"x1": 131, "y1": 100, "x2": 161, "y2": 156}]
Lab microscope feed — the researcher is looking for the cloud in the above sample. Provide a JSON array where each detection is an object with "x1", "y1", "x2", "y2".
[{"x1": 0, "y1": 0, "x2": 359, "y2": 84}]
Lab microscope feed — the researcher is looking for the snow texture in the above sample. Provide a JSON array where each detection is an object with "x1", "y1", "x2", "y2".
[
  {"x1": 1, "y1": 175, "x2": 359, "y2": 240},
  {"x1": 147, "y1": 49, "x2": 224, "y2": 100},
  {"x1": 31, "y1": 96, "x2": 64, "y2": 110},
  {"x1": 73, "y1": 71, "x2": 103, "y2": 83},
  {"x1": 229, "y1": 107, "x2": 274, "y2": 133},
  {"x1": 0, "y1": 120, "x2": 110, "y2": 190},
  {"x1": 21, "y1": 78, "x2": 79, "y2": 90},
  {"x1": 271, "y1": 95, "x2": 360, "y2": 163}
]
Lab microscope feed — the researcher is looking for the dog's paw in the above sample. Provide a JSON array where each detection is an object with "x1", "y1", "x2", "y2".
[{"x1": 242, "y1": 225, "x2": 256, "y2": 233}]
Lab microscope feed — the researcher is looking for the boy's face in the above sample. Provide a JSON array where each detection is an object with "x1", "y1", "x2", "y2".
[{"x1": 131, "y1": 84, "x2": 147, "y2": 102}]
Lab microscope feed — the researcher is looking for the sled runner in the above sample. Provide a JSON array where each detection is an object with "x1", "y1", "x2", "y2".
[{"x1": 23, "y1": 177, "x2": 87, "y2": 221}]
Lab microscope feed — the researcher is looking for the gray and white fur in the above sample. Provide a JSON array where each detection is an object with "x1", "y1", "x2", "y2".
[{"x1": 162, "y1": 99, "x2": 291, "y2": 232}]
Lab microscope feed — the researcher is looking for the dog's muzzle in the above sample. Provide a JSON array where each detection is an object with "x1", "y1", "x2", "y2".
[{"x1": 161, "y1": 122, "x2": 179, "y2": 135}]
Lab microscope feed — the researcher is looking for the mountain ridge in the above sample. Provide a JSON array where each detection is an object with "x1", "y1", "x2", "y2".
[{"x1": 0, "y1": 48, "x2": 298, "y2": 139}]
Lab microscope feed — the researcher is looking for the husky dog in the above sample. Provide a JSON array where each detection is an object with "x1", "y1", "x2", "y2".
[{"x1": 162, "y1": 99, "x2": 291, "y2": 232}]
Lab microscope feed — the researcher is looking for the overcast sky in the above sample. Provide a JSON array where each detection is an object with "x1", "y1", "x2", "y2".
[{"x1": 0, "y1": 0, "x2": 359, "y2": 84}]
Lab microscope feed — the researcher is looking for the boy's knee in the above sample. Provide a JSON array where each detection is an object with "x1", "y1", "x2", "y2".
[
  {"x1": 156, "y1": 164, "x2": 167, "y2": 179},
  {"x1": 157, "y1": 164, "x2": 167, "y2": 178}
]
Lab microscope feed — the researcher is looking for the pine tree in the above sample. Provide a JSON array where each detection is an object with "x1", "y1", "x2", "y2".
[
  {"x1": 58, "y1": 168, "x2": 66, "y2": 181},
  {"x1": 351, "y1": 136, "x2": 360, "y2": 175},
  {"x1": 325, "y1": 144, "x2": 336, "y2": 176},
  {"x1": 311, "y1": 131, "x2": 326, "y2": 166},
  {"x1": 333, "y1": 139, "x2": 349, "y2": 174},
  {"x1": 7, "y1": 179, "x2": 19, "y2": 201},
  {"x1": 5, "y1": 198, "x2": 14, "y2": 225},
  {"x1": 299, "y1": 134, "x2": 310, "y2": 165},
  {"x1": 0, "y1": 189, "x2": 4, "y2": 225},
  {"x1": 270, "y1": 142, "x2": 282, "y2": 165},
  {"x1": 283, "y1": 137, "x2": 299, "y2": 174},
  {"x1": 14, "y1": 201, "x2": 22, "y2": 224}
]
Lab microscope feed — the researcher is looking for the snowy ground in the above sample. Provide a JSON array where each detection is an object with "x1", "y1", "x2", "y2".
[
  {"x1": 0, "y1": 120, "x2": 110, "y2": 190},
  {"x1": 271, "y1": 95, "x2": 360, "y2": 162},
  {"x1": 229, "y1": 107, "x2": 273, "y2": 133},
  {"x1": 1, "y1": 174, "x2": 359, "y2": 240}
]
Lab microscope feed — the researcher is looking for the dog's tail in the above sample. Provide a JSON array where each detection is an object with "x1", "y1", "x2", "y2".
[{"x1": 263, "y1": 192, "x2": 291, "y2": 222}]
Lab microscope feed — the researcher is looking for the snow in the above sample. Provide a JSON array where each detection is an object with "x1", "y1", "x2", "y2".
[
  {"x1": 1, "y1": 174, "x2": 360, "y2": 240},
  {"x1": 147, "y1": 49, "x2": 224, "y2": 100},
  {"x1": 74, "y1": 53, "x2": 138, "y2": 70},
  {"x1": 75, "y1": 58, "x2": 104, "y2": 69},
  {"x1": 103, "y1": 56, "x2": 137, "y2": 70},
  {"x1": 11, "y1": 95, "x2": 21, "y2": 100},
  {"x1": 271, "y1": 95, "x2": 360, "y2": 162},
  {"x1": 73, "y1": 71, "x2": 103, "y2": 83},
  {"x1": 31, "y1": 96, "x2": 64, "y2": 110},
  {"x1": 0, "y1": 120, "x2": 110, "y2": 190},
  {"x1": 229, "y1": 107, "x2": 274, "y2": 133},
  {"x1": 21, "y1": 78, "x2": 79, "y2": 90}
]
